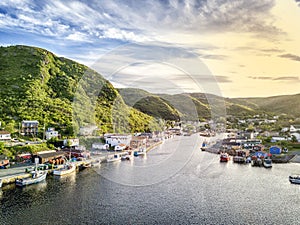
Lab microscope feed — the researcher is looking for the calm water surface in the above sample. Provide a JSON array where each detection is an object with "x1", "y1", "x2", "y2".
[{"x1": 1, "y1": 135, "x2": 300, "y2": 224}]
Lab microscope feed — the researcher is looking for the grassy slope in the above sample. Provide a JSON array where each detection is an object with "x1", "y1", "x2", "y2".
[{"x1": 0, "y1": 45, "x2": 160, "y2": 136}]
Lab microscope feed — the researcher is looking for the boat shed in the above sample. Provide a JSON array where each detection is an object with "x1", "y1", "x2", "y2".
[{"x1": 33, "y1": 150, "x2": 65, "y2": 164}]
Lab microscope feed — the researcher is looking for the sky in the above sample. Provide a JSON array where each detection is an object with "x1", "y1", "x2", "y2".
[{"x1": 0, "y1": 0, "x2": 300, "y2": 98}]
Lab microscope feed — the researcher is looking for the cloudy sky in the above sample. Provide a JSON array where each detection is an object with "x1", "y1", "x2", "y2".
[{"x1": 1, "y1": 0, "x2": 300, "y2": 98}]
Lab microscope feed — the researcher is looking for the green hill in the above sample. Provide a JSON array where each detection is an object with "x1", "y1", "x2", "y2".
[{"x1": 0, "y1": 45, "x2": 161, "y2": 137}]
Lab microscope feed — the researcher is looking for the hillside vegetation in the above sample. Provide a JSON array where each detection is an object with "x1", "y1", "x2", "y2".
[{"x1": 0, "y1": 45, "x2": 161, "y2": 137}]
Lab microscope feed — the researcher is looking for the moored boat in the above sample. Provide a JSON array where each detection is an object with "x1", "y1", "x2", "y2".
[
  {"x1": 289, "y1": 174, "x2": 300, "y2": 184},
  {"x1": 53, "y1": 163, "x2": 76, "y2": 176},
  {"x1": 121, "y1": 152, "x2": 133, "y2": 160},
  {"x1": 134, "y1": 147, "x2": 147, "y2": 156},
  {"x1": 201, "y1": 141, "x2": 207, "y2": 151},
  {"x1": 220, "y1": 153, "x2": 230, "y2": 162},
  {"x1": 263, "y1": 158, "x2": 272, "y2": 168},
  {"x1": 107, "y1": 154, "x2": 121, "y2": 162},
  {"x1": 251, "y1": 156, "x2": 263, "y2": 167},
  {"x1": 16, "y1": 170, "x2": 47, "y2": 187}
]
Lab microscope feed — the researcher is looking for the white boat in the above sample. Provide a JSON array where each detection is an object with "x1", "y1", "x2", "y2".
[
  {"x1": 121, "y1": 152, "x2": 133, "y2": 160},
  {"x1": 134, "y1": 148, "x2": 147, "y2": 156},
  {"x1": 16, "y1": 170, "x2": 47, "y2": 187},
  {"x1": 53, "y1": 163, "x2": 76, "y2": 176},
  {"x1": 263, "y1": 158, "x2": 272, "y2": 168},
  {"x1": 289, "y1": 174, "x2": 300, "y2": 184},
  {"x1": 0, "y1": 179, "x2": 2, "y2": 188},
  {"x1": 107, "y1": 154, "x2": 121, "y2": 162}
]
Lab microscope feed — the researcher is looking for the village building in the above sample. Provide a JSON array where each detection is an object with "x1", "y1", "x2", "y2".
[
  {"x1": 63, "y1": 138, "x2": 79, "y2": 147},
  {"x1": 33, "y1": 150, "x2": 65, "y2": 164},
  {"x1": 21, "y1": 120, "x2": 39, "y2": 136},
  {"x1": 0, "y1": 131, "x2": 11, "y2": 141},
  {"x1": 130, "y1": 136, "x2": 147, "y2": 150},
  {"x1": 104, "y1": 134, "x2": 132, "y2": 147},
  {"x1": 290, "y1": 125, "x2": 300, "y2": 132},
  {"x1": 45, "y1": 127, "x2": 59, "y2": 140}
]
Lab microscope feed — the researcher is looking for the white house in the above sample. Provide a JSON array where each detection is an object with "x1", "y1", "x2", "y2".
[
  {"x1": 0, "y1": 131, "x2": 11, "y2": 141},
  {"x1": 290, "y1": 125, "x2": 300, "y2": 132},
  {"x1": 63, "y1": 138, "x2": 79, "y2": 147},
  {"x1": 271, "y1": 136, "x2": 287, "y2": 143},
  {"x1": 45, "y1": 128, "x2": 59, "y2": 140},
  {"x1": 104, "y1": 134, "x2": 132, "y2": 147},
  {"x1": 291, "y1": 133, "x2": 300, "y2": 142}
]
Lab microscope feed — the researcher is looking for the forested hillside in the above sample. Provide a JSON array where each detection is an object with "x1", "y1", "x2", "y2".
[{"x1": 0, "y1": 45, "x2": 161, "y2": 137}]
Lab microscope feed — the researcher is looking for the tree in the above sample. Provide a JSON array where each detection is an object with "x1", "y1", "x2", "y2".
[
  {"x1": 5, "y1": 120, "x2": 16, "y2": 133},
  {"x1": 0, "y1": 142, "x2": 4, "y2": 154}
]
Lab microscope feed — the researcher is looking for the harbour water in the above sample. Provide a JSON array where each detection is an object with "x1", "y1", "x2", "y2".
[{"x1": 1, "y1": 134, "x2": 300, "y2": 224}]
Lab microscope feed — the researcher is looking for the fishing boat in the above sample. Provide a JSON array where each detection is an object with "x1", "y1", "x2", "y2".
[
  {"x1": 134, "y1": 147, "x2": 147, "y2": 156},
  {"x1": 16, "y1": 158, "x2": 47, "y2": 187},
  {"x1": 251, "y1": 156, "x2": 263, "y2": 167},
  {"x1": 121, "y1": 151, "x2": 133, "y2": 160},
  {"x1": 16, "y1": 170, "x2": 47, "y2": 187},
  {"x1": 53, "y1": 163, "x2": 76, "y2": 176},
  {"x1": 106, "y1": 154, "x2": 121, "y2": 162},
  {"x1": 263, "y1": 158, "x2": 272, "y2": 168},
  {"x1": 220, "y1": 153, "x2": 230, "y2": 162},
  {"x1": 289, "y1": 174, "x2": 300, "y2": 184}
]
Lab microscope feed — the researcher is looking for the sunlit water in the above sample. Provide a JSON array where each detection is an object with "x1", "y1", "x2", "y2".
[{"x1": 1, "y1": 134, "x2": 300, "y2": 224}]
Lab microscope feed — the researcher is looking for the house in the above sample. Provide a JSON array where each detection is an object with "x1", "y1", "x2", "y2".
[
  {"x1": 290, "y1": 125, "x2": 300, "y2": 132},
  {"x1": 0, "y1": 131, "x2": 11, "y2": 141},
  {"x1": 104, "y1": 134, "x2": 132, "y2": 147},
  {"x1": 21, "y1": 120, "x2": 39, "y2": 136},
  {"x1": 45, "y1": 128, "x2": 59, "y2": 140},
  {"x1": 0, "y1": 155, "x2": 9, "y2": 168},
  {"x1": 63, "y1": 138, "x2": 79, "y2": 147},
  {"x1": 291, "y1": 133, "x2": 300, "y2": 142},
  {"x1": 130, "y1": 136, "x2": 147, "y2": 150},
  {"x1": 271, "y1": 136, "x2": 287, "y2": 143}
]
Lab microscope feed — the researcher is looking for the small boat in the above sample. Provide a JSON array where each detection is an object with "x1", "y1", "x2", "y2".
[
  {"x1": 16, "y1": 170, "x2": 47, "y2": 187},
  {"x1": 289, "y1": 174, "x2": 300, "y2": 184},
  {"x1": 134, "y1": 148, "x2": 147, "y2": 156},
  {"x1": 53, "y1": 163, "x2": 76, "y2": 176},
  {"x1": 201, "y1": 141, "x2": 208, "y2": 151},
  {"x1": 107, "y1": 154, "x2": 121, "y2": 162},
  {"x1": 220, "y1": 153, "x2": 230, "y2": 162},
  {"x1": 233, "y1": 156, "x2": 246, "y2": 163},
  {"x1": 0, "y1": 179, "x2": 2, "y2": 188},
  {"x1": 263, "y1": 158, "x2": 272, "y2": 168},
  {"x1": 251, "y1": 156, "x2": 263, "y2": 167},
  {"x1": 121, "y1": 152, "x2": 133, "y2": 160}
]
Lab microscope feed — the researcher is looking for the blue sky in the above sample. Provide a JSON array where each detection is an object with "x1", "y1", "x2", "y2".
[{"x1": 1, "y1": 0, "x2": 300, "y2": 97}]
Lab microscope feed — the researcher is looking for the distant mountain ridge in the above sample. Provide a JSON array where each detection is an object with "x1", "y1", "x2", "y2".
[{"x1": 118, "y1": 88, "x2": 300, "y2": 120}]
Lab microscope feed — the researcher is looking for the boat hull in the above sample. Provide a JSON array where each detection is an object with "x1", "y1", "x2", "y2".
[
  {"x1": 16, "y1": 172, "x2": 47, "y2": 187},
  {"x1": 289, "y1": 175, "x2": 300, "y2": 184},
  {"x1": 53, "y1": 164, "x2": 76, "y2": 176}
]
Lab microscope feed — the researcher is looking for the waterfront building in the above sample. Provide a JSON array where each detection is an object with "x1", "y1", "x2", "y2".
[{"x1": 104, "y1": 134, "x2": 132, "y2": 147}]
